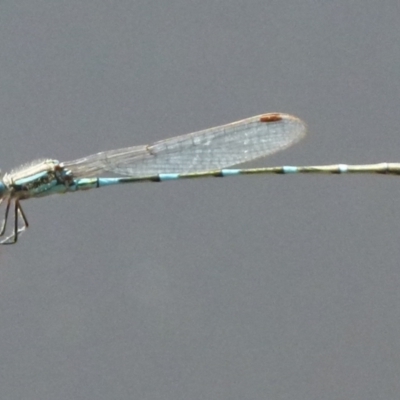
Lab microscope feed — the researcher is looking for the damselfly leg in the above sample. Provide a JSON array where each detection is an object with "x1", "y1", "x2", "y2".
[
  {"x1": 0, "y1": 197, "x2": 10, "y2": 236},
  {"x1": 0, "y1": 199, "x2": 29, "y2": 244}
]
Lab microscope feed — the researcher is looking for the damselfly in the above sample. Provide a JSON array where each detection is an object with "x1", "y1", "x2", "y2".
[{"x1": 0, "y1": 113, "x2": 397, "y2": 244}]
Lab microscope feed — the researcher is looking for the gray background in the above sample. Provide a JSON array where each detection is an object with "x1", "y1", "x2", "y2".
[{"x1": 0, "y1": 1, "x2": 399, "y2": 399}]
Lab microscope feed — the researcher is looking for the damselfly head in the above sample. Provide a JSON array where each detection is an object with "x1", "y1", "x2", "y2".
[{"x1": 0, "y1": 180, "x2": 7, "y2": 199}]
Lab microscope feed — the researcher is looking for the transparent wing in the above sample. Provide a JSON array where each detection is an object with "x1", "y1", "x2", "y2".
[{"x1": 63, "y1": 113, "x2": 306, "y2": 178}]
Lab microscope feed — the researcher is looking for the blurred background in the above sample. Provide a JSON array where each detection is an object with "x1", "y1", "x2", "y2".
[{"x1": 0, "y1": 1, "x2": 399, "y2": 399}]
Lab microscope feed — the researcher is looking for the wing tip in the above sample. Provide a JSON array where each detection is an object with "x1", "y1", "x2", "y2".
[{"x1": 259, "y1": 112, "x2": 307, "y2": 138}]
